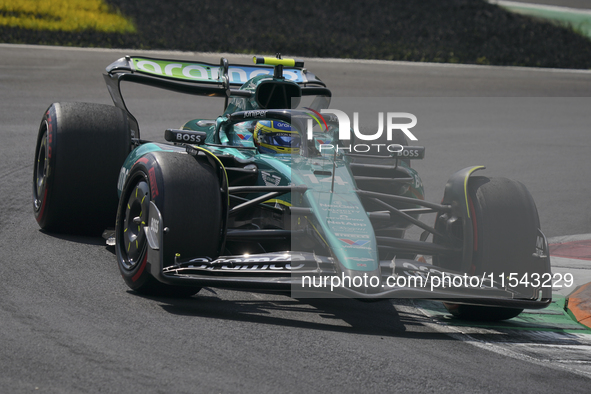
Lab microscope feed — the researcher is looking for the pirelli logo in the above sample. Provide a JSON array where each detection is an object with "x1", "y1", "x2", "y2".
[{"x1": 148, "y1": 167, "x2": 159, "y2": 198}]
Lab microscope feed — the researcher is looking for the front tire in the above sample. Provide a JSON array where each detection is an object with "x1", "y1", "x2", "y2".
[
  {"x1": 115, "y1": 151, "x2": 225, "y2": 297},
  {"x1": 440, "y1": 176, "x2": 542, "y2": 321}
]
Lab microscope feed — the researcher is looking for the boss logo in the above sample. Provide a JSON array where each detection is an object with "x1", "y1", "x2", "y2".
[
  {"x1": 395, "y1": 147, "x2": 424, "y2": 158},
  {"x1": 176, "y1": 133, "x2": 202, "y2": 143},
  {"x1": 150, "y1": 217, "x2": 159, "y2": 234},
  {"x1": 165, "y1": 129, "x2": 207, "y2": 145}
]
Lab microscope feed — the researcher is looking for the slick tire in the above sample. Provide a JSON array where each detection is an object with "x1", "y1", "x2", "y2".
[
  {"x1": 115, "y1": 151, "x2": 225, "y2": 297},
  {"x1": 33, "y1": 102, "x2": 131, "y2": 235},
  {"x1": 443, "y1": 176, "x2": 542, "y2": 321}
]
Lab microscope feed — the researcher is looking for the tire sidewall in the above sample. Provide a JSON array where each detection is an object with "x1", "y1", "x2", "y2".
[
  {"x1": 115, "y1": 156, "x2": 159, "y2": 290},
  {"x1": 469, "y1": 176, "x2": 541, "y2": 281},
  {"x1": 32, "y1": 102, "x2": 132, "y2": 234},
  {"x1": 33, "y1": 105, "x2": 58, "y2": 228}
]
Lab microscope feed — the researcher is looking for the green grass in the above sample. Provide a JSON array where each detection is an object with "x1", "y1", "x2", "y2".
[
  {"x1": 0, "y1": 0, "x2": 135, "y2": 33},
  {"x1": 498, "y1": 3, "x2": 591, "y2": 39}
]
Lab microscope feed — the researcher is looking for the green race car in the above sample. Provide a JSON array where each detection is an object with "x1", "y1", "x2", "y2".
[{"x1": 33, "y1": 54, "x2": 552, "y2": 321}]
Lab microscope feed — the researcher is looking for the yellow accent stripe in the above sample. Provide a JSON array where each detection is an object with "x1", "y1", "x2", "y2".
[
  {"x1": 264, "y1": 199, "x2": 292, "y2": 207},
  {"x1": 310, "y1": 221, "x2": 329, "y2": 248},
  {"x1": 191, "y1": 146, "x2": 229, "y2": 205},
  {"x1": 464, "y1": 166, "x2": 485, "y2": 218}
]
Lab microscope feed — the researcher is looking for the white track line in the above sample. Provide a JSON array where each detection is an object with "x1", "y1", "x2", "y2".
[
  {"x1": 400, "y1": 301, "x2": 591, "y2": 379},
  {"x1": 490, "y1": 0, "x2": 591, "y2": 15},
  {"x1": 2, "y1": 43, "x2": 591, "y2": 74}
]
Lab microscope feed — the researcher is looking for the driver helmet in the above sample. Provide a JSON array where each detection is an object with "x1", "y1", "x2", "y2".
[{"x1": 253, "y1": 120, "x2": 300, "y2": 154}]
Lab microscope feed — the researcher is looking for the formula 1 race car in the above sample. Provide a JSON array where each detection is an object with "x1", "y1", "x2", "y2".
[{"x1": 33, "y1": 54, "x2": 552, "y2": 321}]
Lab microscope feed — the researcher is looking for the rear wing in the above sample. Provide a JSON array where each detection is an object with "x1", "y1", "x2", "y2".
[
  {"x1": 103, "y1": 55, "x2": 328, "y2": 138},
  {"x1": 106, "y1": 55, "x2": 324, "y2": 86}
]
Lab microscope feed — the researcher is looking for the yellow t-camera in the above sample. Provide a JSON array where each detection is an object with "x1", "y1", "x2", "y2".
[{"x1": 253, "y1": 56, "x2": 304, "y2": 68}]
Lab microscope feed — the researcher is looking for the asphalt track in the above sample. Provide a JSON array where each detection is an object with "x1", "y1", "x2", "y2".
[{"x1": 1, "y1": 44, "x2": 591, "y2": 393}]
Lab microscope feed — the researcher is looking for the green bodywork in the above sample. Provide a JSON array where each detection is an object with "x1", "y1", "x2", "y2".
[{"x1": 116, "y1": 66, "x2": 424, "y2": 274}]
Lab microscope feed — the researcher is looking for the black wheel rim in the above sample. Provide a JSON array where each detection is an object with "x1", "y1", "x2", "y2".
[
  {"x1": 121, "y1": 178, "x2": 150, "y2": 270},
  {"x1": 34, "y1": 125, "x2": 48, "y2": 211}
]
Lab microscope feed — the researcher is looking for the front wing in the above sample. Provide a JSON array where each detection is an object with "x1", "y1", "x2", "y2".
[{"x1": 151, "y1": 250, "x2": 551, "y2": 309}]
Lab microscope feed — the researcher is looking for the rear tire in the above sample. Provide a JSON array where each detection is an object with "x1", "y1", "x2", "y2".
[
  {"x1": 33, "y1": 102, "x2": 131, "y2": 235},
  {"x1": 115, "y1": 151, "x2": 225, "y2": 297},
  {"x1": 440, "y1": 176, "x2": 542, "y2": 321}
]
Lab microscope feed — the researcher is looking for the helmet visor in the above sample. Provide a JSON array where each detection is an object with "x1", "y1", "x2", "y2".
[{"x1": 262, "y1": 133, "x2": 301, "y2": 148}]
